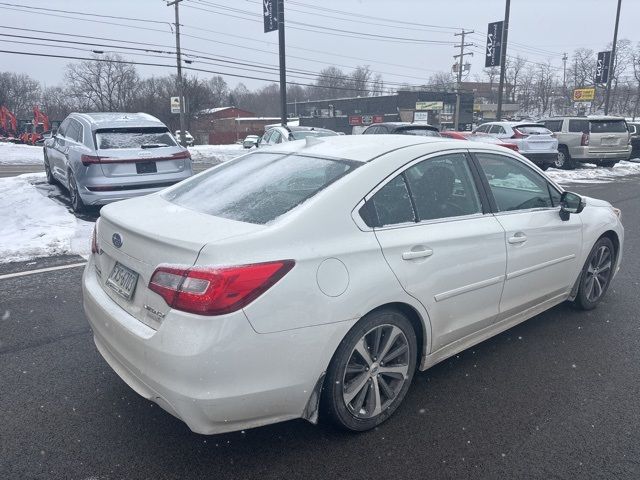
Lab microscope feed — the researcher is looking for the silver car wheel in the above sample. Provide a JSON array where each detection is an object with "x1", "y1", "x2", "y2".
[
  {"x1": 342, "y1": 324, "x2": 410, "y2": 419},
  {"x1": 555, "y1": 151, "x2": 565, "y2": 168},
  {"x1": 584, "y1": 245, "x2": 613, "y2": 302}
]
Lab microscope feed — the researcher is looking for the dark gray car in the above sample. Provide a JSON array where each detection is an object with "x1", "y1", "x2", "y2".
[{"x1": 43, "y1": 112, "x2": 193, "y2": 212}]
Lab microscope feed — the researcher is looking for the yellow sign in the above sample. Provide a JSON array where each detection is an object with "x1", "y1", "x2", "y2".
[
  {"x1": 573, "y1": 88, "x2": 595, "y2": 102},
  {"x1": 415, "y1": 101, "x2": 444, "y2": 111}
]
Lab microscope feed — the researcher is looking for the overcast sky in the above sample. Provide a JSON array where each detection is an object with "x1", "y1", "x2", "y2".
[{"x1": 2, "y1": 0, "x2": 639, "y2": 95}]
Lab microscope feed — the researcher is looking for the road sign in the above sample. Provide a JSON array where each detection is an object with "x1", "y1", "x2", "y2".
[
  {"x1": 349, "y1": 115, "x2": 384, "y2": 126},
  {"x1": 573, "y1": 88, "x2": 595, "y2": 102},
  {"x1": 416, "y1": 101, "x2": 444, "y2": 111},
  {"x1": 414, "y1": 111, "x2": 429, "y2": 122},
  {"x1": 595, "y1": 51, "x2": 611, "y2": 84},
  {"x1": 263, "y1": 0, "x2": 278, "y2": 33},
  {"x1": 485, "y1": 21, "x2": 503, "y2": 68},
  {"x1": 170, "y1": 96, "x2": 180, "y2": 114}
]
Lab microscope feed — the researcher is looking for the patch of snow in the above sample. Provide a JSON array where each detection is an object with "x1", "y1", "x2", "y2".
[
  {"x1": 188, "y1": 144, "x2": 247, "y2": 163},
  {"x1": 546, "y1": 161, "x2": 640, "y2": 184},
  {"x1": 0, "y1": 173, "x2": 93, "y2": 263},
  {"x1": 0, "y1": 142, "x2": 44, "y2": 165}
]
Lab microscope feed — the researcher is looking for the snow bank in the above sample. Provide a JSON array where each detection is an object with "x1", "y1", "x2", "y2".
[
  {"x1": 0, "y1": 173, "x2": 93, "y2": 263},
  {"x1": 0, "y1": 142, "x2": 44, "y2": 165},
  {"x1": 546, "y1": 160, "x2": 640, "y2": 184},
  {"x1": 189, "y1": 144, "x2": 247, "y2": 163}
]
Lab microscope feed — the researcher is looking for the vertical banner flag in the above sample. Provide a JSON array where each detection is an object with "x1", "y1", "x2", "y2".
[
  {"x1": 263, "y1": 0, "x2": 278, "y2": 33},
  {"x1": 485, "y1": 21, "x2": 503, "y2": 68},
  {"x1": 595, "y1": 51, "x2": 611, "y2": 84}
]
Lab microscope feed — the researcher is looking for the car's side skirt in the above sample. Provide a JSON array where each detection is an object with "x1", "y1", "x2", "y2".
[{"x1": 419, "y1": 291, "x2": 569, "y2": 371}]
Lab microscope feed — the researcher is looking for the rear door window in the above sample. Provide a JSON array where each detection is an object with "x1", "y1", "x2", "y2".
[
  {"x1": 489, "y1": 125, "x2": 506, "y2": 134},
  {"x1": 543, "y1": 120, "x2": 563, "y2": 132},
  {"x1": 569, "y1": 119, "x2": 589, "y2": 133},
  {"x1": 364, "y1": 175, "x2": 415, "y2": 227},
  {"x1": 589, "y1": 120, "x2": 628, "y2": 133},
  {"x1": 95, "y1": 128, "x2": 177, "y2": 149},
  {"x1": 164, "y1": 152, "x2": 359, "y2": 224}
]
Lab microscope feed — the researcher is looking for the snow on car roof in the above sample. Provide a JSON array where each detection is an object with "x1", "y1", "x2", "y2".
[
  {"x1": 262, "y1": 134, "x2": 496, "y2": 162},
  {"x1": 73, "y1": 112, "x2": 166, "y2": 130}
]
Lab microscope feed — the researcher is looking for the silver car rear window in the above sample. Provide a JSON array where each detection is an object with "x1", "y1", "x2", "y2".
[
  {"x1": 589, "y1": 120, "x2": 628, "y2": 133},
  {"x1": 515, "y1": 125, "x2": 551, "y2": 135},
  {"x1": 290, "y1": 130, "x2": 338, "y2": 140},
  {"x1": 395, "y1": 128, "x2": 440, "y2": 137},
  {"x1": 163, "y1": 152, "x2": 359, "y2": 225},
  {"x1": 95, "y1": 128, "x2": 177, "y2": 149}
]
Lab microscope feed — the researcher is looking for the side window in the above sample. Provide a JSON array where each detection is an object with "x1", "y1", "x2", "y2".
[
  {"x1": 71, "y1": 120, "x2": 84, "y2": 143},
  {"x1": 489, "y1": 125, "x2": 506, "y2": 134},
  {"x1": 363, "y1": 175, "x2": 415, "y2": 227},
  {"x1": 474, "y1": 124, "x2": 488, "y2": 133},
  {"x1": 543, "y1": 120, "x2": 562, "y2": 132},
  {"x1": 475, "y1": 153, "x2": 555, "y2": 211},
  {"x1": 404, "y1": 153, "x2": 482, "y2": 221},
  {"x1": 271, "y1": 130, "x2": 282, "y2": 144},
  {"x1": 569, "y1": 119, "x2": 588, "y2": 133},
  {"x1": 363, "y1": 126, "x2": 379, "y2": 135},
  {"x1": 57, "y1": 119, "x2": 69, "y2": 138},
  {"x1": 261, "y1": 130, "x2": 273, "y2": 144}
]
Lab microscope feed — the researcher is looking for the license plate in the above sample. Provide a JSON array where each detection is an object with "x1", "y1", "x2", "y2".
[
  {"x1": 106, "y1": 262, "x2": 139, "y2": 300},
  {"x1": 601, "y1": 138, "x2": 618, "y2": 146},
  {"x1": 136, "y1": 161, "x2": 157, "y2": 174}
]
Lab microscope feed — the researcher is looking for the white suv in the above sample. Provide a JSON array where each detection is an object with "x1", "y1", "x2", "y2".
[{"x1": 472, "y1": 121, "x2": 558, "y2": 170}]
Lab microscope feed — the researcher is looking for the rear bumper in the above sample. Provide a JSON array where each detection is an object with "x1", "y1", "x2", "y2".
[
  {"x1": 78, "y1": 170, "x2": 192, "y2": 206},
  {"x1": 520, "y1": 152, "x2": 558, "y2": 165},
  {"x1": 570, "y1": 146, "x2": 631, "y2": 162},
  {"x1": 81, "y1": 258, "x2": 352, "y2": 434}
]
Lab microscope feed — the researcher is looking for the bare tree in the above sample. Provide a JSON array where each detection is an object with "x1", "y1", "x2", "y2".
[
  {"x1": 0, "y1": 72, "x2": 41, "y2": 117},
  {"x1": 425, "y1": 71, "x2": 455, "y2": 92},
  {"x1": 65, "y1": 54, "x2": 139, "y2": 111}
]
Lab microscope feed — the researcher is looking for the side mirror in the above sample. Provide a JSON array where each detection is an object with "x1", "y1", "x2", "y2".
[{"x1": 559, "y1": 191, "x2": 585, "y2": 221}]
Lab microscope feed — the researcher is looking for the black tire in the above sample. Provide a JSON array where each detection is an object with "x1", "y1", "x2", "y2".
[
  {"x1": 43, "y1": 153, "x2": 56, "y2": 185},
  {"x1": 539, "y1": 164, "x2": 550, "y2": 171},
  {"x1": 67, "y1": 170, "x2": 86, "y2": 213},
  {"x1": 600, "y1": 160, "x2": 617, "y2": 168},
  {"x1": 573, "y1": 237, "x2": 616, "y2": 310},
  {"x1": 321, "y1": 308, "x2": 417, "y2": 432},
  {"x1": 556, "y1": 146, "x2": 575, "y2": 170}
]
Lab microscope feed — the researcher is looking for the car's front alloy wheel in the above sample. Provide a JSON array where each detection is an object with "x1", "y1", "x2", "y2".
[
  {"x1": 574, "y1": 237, "x2": 615, "y2": 310},
  {"x1": 322, "y1": 308, "x2": 417, "y2": 431}
]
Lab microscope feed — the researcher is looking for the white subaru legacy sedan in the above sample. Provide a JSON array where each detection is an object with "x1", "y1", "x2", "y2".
[{"x1": 82, "y1": 135, "x2": 623, "y2": 434}]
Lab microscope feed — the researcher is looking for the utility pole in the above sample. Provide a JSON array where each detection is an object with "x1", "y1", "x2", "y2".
[
  {"x1": 562, "y1": 52, "x2": 568, "y2": 114},
  {"x1": 496, "y1": 0, "x2": 511, "y2": 121},
  {"x1": 453, "y1": 30, "x2": 474, "y2": 131},
  {"x1": 604, "y1": 0, "x2": 622, "y2": 115},
  {"x1": 167, "y1": 0, "x2": 187, "y2": 147},
  {"x1": 277, "y1": 0, "x2": 287, "y2": 126}
]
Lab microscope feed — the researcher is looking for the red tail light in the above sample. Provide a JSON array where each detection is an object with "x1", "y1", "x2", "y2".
[
  {"x1": 81, "y1": 154, "x2": 101, "y2": 166},
  {"x1": 172, "y1": 150, "x2": 191, "y2": 160},
  {"x1": 149, "y1": 260, "x2": 295, "y2": 316},
  {"x1": 501, "y1": 143, "x2": 519, "y2": 152},
  {"x1": 511, "y1": 129, "x2": 529, "y2": 139},
  {"x1": 581, "y1": 132, "x2": 590, "y2": 146}
]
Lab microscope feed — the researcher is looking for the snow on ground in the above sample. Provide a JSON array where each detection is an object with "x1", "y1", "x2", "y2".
[
  {"x1": 188, "y1": 144, "x2": 247, "y2": 163},
  {"x1": 0, "y1": 173, "x2": 93, "y2": 263},
  {"x1": 546, "y1": 160, "x2": 640, "y2": 184},
  {"x1": 0, "y1": 142, "x2": 44, "y2": 165}
]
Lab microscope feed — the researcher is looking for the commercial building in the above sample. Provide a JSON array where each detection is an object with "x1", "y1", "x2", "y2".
[{"x1": 287, "y1": 90, "x2": 475, "y2": 134}]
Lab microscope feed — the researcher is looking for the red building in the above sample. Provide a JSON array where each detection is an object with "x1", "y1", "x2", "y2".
[{"x1": 192, "y1": 106, "x2": 258, "y2": 145}]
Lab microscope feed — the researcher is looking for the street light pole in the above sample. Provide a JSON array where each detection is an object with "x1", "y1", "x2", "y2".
[
  {"x1": 496, "y1": 0, "x2": 511, "y2": 121},
  {"x1": 168, "y1": 0, "x2": 187, "y2": 147},
  {"x1": 604, "y1": 0, "x2": 622, "y2": 115},
  {"x1": 277, "y1": 0, "x2": 287, "y2": 126}
]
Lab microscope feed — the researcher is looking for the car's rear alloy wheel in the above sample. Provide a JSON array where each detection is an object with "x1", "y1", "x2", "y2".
[
  {"x1": 322, "y1": 308, "x2": 417, "y2": 431},
  {"x1": 556, "y1": 147, "x2": 575, "y2": 170},
  {"x1": 68, "y1": 171, "x2": 86, "y2": 213},
  {"x1": 574, "y1": 237, "x2": 615, "y2": 310}
]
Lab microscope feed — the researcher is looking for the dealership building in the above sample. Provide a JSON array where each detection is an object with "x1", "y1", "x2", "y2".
[{"x1": 287, "y1": 90, "x2": 475, "y2": 134}]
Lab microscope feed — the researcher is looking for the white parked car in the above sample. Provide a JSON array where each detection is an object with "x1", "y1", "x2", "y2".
[
  {"x1": 83, "y1": 135, "x2": 623, "y2": 435},
  {"x1": 174, "y1": 130, "x2": 194, "y2": 146},
  {"x1": 473, "y1": 121, "x2": 558, "y2": 170},
  {"x1": 242, "y1": 134, "x2": 259, "y2": 149}
]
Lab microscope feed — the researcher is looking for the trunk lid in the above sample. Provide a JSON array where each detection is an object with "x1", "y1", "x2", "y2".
[
  {"x1": 94, "y1": 194, "x2": 264, "y2": 329},
  {"x1": 96, "y1": 146, "x2": 188, "y2": 178},
  {"x1": 589, "y1": 119, "x2": 629, "y2": 151}
]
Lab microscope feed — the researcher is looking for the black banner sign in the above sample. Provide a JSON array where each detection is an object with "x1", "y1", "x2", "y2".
[
  {"x1": 263, "y1": 0, "x2": 278, "y2": 33},
  {"x1": 595, "y1": 51, "x2": 611, "y2": 84},
  {"x1": 485, "y1": 21, "x2": 503, "y2": 68}
]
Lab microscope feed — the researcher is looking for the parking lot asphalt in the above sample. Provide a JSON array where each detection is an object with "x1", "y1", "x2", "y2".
[{"x1": 1, "y1": 177, "x2": 639, "y2": 480}]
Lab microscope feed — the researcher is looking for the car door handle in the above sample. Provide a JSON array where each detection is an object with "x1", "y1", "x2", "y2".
[
  {"x1": 402, "y1": 248, "x2": 433, "y2": 260},
  {"x1": 508, "y1": 233, "x2": 528, "y2": 244}
]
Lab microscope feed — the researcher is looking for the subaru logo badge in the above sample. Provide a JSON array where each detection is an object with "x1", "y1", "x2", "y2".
[{"x1": 112, "y1": 233, "x2": 123, "y2": 249}]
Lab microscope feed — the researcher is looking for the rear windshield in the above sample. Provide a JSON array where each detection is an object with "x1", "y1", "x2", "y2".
[
  {"x1": 163, "y1": 152, "x2": 359, "y2": 224},
  {"x1": 395, "y1": 127, "x2": 440, "y2": 137},
  {"x1": 589, "y1": 120, "x2": 628, "y2": 133},
  {"x1": 95, "y1": 127, "x2": 177, "y2": 149},
  {"x1": 515, "y1": 125, "x2": 551, "y2": 135},
  {"x1": 290, "y1": 130, "x2": 338, "y2": 140}
]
